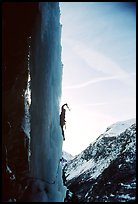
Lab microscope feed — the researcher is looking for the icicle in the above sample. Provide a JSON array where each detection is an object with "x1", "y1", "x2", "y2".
[{"x1": 22, "y1": 36, "x2": 32, "y2": 166}]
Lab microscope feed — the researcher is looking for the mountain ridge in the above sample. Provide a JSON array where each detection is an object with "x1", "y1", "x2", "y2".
[{"x1": 63, "y1": 118, "x2": 136, "y2": 202}]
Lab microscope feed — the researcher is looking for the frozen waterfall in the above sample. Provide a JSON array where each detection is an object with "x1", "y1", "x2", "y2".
[{"x1": 29, "y1": 2, "x2": 66, "y2": 202}]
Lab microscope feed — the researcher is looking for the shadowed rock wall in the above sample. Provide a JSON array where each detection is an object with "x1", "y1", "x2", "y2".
[{"x1": 2, "y1": 3, "x2": 38, "y2": 201}]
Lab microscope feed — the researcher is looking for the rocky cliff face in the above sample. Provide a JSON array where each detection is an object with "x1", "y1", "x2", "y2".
[
  {"x1": 64, "y1": 119, "x2": 136, "y2": 202},
  {"x1": 2, "y1": 3, "x2": 38, "y2": 201}
]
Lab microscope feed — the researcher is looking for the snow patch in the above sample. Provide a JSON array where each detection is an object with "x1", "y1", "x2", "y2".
[{"x1": 104, "y1": 118, "x2": 136, "y2": 137}]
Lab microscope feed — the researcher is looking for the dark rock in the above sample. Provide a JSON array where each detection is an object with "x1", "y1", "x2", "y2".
[{"x1": 2, "y1": 3, "x2": 38, "y2": 201}]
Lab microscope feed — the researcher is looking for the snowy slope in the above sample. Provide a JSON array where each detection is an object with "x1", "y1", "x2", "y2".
[
  {"x1": 61, "y1": 151, "x2": 74, "y2": 168},
  {"x1": 101, "y1": 118, "x2": 136, "y2": 137},
  {"x1": 64, "y1": 119, "x2": 136, "y2": 202},
  {"x1": 62, "y1": 151, "x2": 74, "y2": 161}
]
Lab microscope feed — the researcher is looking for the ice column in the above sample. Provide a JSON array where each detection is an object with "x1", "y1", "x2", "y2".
[{"x1": 30, "y1": 2, "x2": 66, "y2": 202}]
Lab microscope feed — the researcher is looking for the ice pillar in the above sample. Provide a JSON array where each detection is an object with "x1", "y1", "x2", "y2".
[{"x1": 30, "y1": 2, "x2": 66, "y2": 202}]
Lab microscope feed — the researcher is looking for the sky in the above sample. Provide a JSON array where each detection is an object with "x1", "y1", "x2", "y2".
[{"x1": 59, "y1": 2, "x2": 136, "y2": 156}]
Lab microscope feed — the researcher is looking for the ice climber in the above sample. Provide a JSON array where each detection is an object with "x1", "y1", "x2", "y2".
[{"x1": 60, "y1": 103, "x2": 70, "y2": 141}]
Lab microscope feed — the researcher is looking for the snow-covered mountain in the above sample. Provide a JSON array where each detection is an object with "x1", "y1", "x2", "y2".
[
  {"x1": 61, "y1": 151, "x2": 74, "y2": 168},
  {"x1": 64, "y1": 119, "x2": 136, "y2": 202},
  {"x1": 62, "y1": 151, "x2": 74, "y2": 161}
]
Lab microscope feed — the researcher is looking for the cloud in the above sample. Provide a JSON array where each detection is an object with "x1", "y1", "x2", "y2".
[
  {"x1": 64, "y1": 39, "x2": 119, "y2": 73},
  {"x1": 63, "y1": 72, "x2": 135, "y2": 90},
  {"x1": 61, "y1": 38, "x2": 135, "y2": 89}
]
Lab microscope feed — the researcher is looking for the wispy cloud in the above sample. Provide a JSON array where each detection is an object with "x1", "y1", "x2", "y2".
[
  {"x1": 63, "y1": 38, "x2": 128, "y2": 76},
  {"x1": 63, "y1": 72, "x2": 135, "y2": 90}
]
